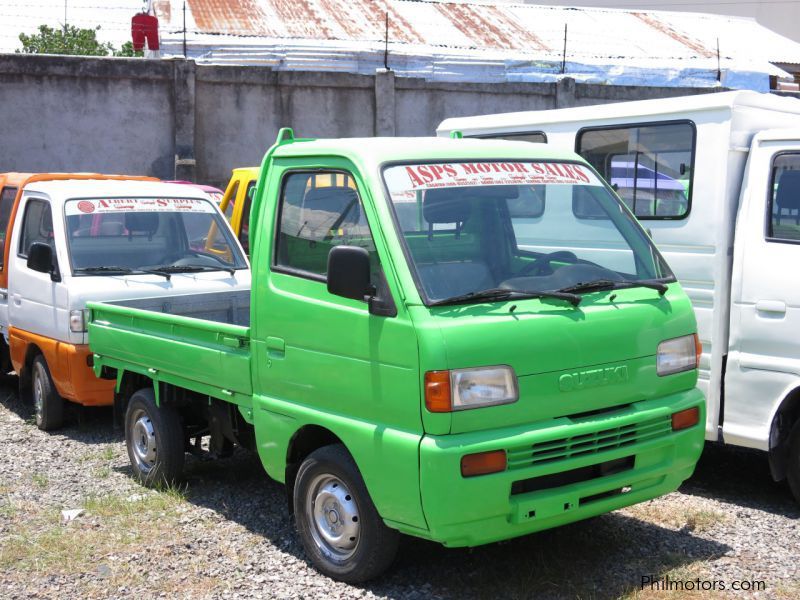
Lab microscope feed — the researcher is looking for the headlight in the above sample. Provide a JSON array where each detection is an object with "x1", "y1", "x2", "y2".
[
  {"x1": 657, "y1": 334, "x2": 700, "y2": 376},
  {"x1": 70, "y1": 309, "x2": 88, "y2": 333},
  {"x1": 425, "y1": 365, "x2": 519, "y2": 412}
]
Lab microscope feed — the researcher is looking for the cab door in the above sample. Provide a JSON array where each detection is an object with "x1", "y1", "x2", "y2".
[
  {"x1": 7, "y1": 194, "x2": 65, "y2": 341},
  {"x1": 725, "y1": 140, "x2": 800, "y2": 449},
  {"x1": 249, "y1": 158, "x2": 426, "y2": 529}
]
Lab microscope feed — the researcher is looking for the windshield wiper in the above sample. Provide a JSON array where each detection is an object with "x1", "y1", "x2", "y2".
[
  {"x1": 73, "y1": 266, "x2": 172, "y2": 280},
  {"x1": 151, "y1": 264, "x2": 236, "y2": 276},
  {"x1": 430, "y1": 287, "x2": 581, "y2": 307},
  {"x1": 557, "y1": 278, "x2": 669, "y2": 296}
]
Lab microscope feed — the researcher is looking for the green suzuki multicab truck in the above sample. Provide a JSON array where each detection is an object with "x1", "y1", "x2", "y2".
[{"x1": 88, "y1": 130, "x2": 705, "y2": 582}]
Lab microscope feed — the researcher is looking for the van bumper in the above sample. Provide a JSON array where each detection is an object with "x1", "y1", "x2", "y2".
[
  {"x1": 9, "y1": 327, "x2": 114, "y2": 406},
  {"x1": 417, "y1": 389, "x2": 704, "y2": 547}
]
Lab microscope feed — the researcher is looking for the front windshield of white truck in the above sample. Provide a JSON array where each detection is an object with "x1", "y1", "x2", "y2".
[
  {"x1": 64, "y1": 197, "x2": 247, "y2": 276},
  {"x1": 383, "y1": 161, "x2": 673, "y2": 305}
]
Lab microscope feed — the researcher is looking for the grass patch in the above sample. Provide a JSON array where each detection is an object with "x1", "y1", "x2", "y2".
[
  {"x1": 94, "y1": 466, "x2": 111, "y2": 479},
  {"x1": 1, "y1": 487, "x2": 187, "y2": 577},
  {"x1": 623, "y1": 501, "x2": 729, "y2": 533},
  {"x1": 31, "y1": 473, "x2": 48, "y2": 489}
]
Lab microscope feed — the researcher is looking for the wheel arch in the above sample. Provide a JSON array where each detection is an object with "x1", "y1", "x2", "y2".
[
  {"x1": 114, "y1": 370, "x2": 155, "y2": 426},
  {"x1": 768, "y1": 385, "x2": 800, "y2": 481},
  {"x1": 285, "y1": 425, "x2": 346, "y2": 515},
  {"x1": 19, "y1": 341, "x2": 43, "y2": 391}
]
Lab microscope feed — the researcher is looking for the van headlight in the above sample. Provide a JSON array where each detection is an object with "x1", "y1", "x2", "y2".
[
  {"x1": 425, "y1": 365, "x2": 519, "y2": 412},
  {"x1": 657, "y1": 334, "x2": 700, "y2": 376},
  {"x1": 70, "y1": 309, "x2": 88, "y2": 333}
]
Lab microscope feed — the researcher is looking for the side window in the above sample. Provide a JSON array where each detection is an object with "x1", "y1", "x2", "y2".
[
  {"x1": 275, "y1": 171, "x2": 376, "y2": 279},
  {"x1": 577, "y1": 122, "x2": 694, "y2": 219},
  {"x1": 768, "y1": 153, "x2": 800, "y2": 241},
  {"x1": 19, "y1": 199, "x2": 54, "y2": 259},
  {"x1": 0, "y1": 187, "x2": 18, "y2": 266}
]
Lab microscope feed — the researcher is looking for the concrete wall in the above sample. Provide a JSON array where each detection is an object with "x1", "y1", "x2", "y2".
[{"x1": 0, "y1": 54, "x2": 718, "y2": 188}]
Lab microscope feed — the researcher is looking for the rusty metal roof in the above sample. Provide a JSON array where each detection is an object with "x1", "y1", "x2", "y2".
[
  {"x1": 3, "y1": 1, "x2": 800, "y2": 89},
  {"x1": 163, "y1": 0, "x2": 800, "y2": 63}
]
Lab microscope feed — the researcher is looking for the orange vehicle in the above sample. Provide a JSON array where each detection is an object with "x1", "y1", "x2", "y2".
[
  {"x1": 0, "y1": 173, "x2": 250, "y2": 430},
  {"x1": 0, "y1": 172, "x2": 157, "y2": 373}
]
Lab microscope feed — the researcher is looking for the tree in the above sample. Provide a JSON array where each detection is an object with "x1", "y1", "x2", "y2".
[
  {"x1": 114, "y1": 42, "x2": 144, "y2": 58},
  {"x1": 17, "y1": 24, "x2": 140, "y2": 57}
]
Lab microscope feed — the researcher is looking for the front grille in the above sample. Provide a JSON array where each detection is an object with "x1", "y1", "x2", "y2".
[
  {"x1": 511, "y1": 455, "x2": 634, "y2": 495},
  {"x1": 506, "y1": 413, "x2": 672, "y2": 471}
]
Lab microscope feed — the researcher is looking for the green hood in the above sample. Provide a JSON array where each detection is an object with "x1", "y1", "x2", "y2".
[{"x1": 414, "y1": 284, "x2": 698, "y2": 435}]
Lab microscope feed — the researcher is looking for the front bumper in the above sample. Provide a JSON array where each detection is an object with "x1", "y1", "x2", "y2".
[{"x1": 417, "y1": 389, "x2": 704, "y2": 547}]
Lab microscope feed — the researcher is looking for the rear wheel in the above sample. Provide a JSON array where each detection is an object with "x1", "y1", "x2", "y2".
[
  {"x1": 787, "y1": 419, "x2": 800, "y2": 503},
  {"x1": 124, "y1": 388, "x2": 184, "y2": 486},
  {"x1": 293, "y1": 444, "x2": 398, "y2": 582},
  {"x1": 31, "y1": 355, "x2": 64, "y2": 431}
]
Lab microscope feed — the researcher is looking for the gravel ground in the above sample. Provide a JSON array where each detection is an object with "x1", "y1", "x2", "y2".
[{"x1": 1, "y1": 376, "x2": 798, "y2": 600}]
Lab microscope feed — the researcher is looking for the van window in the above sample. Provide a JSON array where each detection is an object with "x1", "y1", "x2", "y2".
[
  {"x1": 768, "y1": 153, "x2": 800, "y2": 242},
  {"x1": 577, "y1": 122, "x2": 694, "y2": 219},
  {"x1": 0, "y1": 187, "x2": 17, "y2": 266},
  {"x1": 19, "y1": 199, "x2": 54, "y2": 259},
  {"x1": 472, "y1": 132, "x2": 547, "y2": 144},
  {"x1": 275, "y1": 171, "x2": 376, "y2": 280}
]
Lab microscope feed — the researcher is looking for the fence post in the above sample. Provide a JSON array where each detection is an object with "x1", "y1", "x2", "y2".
[
  {"x1": 374, "y1": 68, "x2": 396, "y2": 136},
  {"x1": 173, "y1": 59, "x2": 197, "y2": 181}
]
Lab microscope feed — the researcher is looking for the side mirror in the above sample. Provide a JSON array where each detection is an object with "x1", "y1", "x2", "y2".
[
  {"x1": 327, "y1": 246, "x2": 371, "y2": 302},
  {"x1": 27, "y1": 242, "x2": 61, "y2": 282}
]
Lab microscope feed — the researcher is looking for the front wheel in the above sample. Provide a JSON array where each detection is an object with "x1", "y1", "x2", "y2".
[
  {"x1": 124, "y1": 388, "x2": 184, "y2": 486},
  {"x1": 293, "y1": 444, "x2": 399, "y2": 583},
  {"x1": 31, "y1": 355, "x2": 64, "y2": 431},
  {"x1": 787, "y1": 419, "x2": 800, "y2": 503}
]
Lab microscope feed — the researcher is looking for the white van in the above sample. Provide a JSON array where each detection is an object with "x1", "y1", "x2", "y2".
[
  {"x1": 438, "y1": 91, "x2": 800, "y2": 500},
  {"x1": 5, "y1": 179, "x2": 250, "y2": 430}
]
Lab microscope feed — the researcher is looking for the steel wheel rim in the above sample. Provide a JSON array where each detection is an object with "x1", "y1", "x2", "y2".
[
  {"x1": 130, "y1": 409, "x2": 157, "y2": 474},
  {"x1": 32, "y1": 364, "x2": 44, "y2": 421},
  {"x1": 305, "y1": 474, "x2": 361, "y2": 562}
]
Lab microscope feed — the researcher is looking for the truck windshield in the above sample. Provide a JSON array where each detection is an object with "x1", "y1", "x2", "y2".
[
  {"x1": 64, "y1": 197, "x2": 247, "y2": 275},
  {"x1": 383, "y1": 161, "x2": 673, "y2": 305}
]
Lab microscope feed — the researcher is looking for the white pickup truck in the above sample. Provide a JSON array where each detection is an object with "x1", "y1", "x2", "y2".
[
  {"x1": 438, "y1": 91, "x2": 800, "y2": 501},
  {"x1": 0, "y1": 177, "x2": 250, "y2": 430}
]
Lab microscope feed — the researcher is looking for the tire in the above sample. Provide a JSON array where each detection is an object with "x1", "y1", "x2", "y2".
[
  {"x1": 787, "y1": 419, "x2": 800, "y2": 503},
  {"x1": 293, "y1": 444, "x2": 399, "y2": 583},
  {"x1": 31, "y1": 355, "x2": 64, "y2": 431},
  {"x1": 124, "y1": 388, "x2": 184, "y2": 486}
]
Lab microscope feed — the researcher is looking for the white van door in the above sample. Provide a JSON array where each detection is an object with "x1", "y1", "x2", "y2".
[
  {"x1": 7, "y1": 195, "x2": 65, "y2": 340},
  {"x1": 726, "y1": 141, "x2": 800, "y2": 450}
]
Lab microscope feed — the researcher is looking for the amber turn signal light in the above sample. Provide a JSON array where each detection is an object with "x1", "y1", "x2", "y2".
[
  {"x1": 461, "y1": 450, "x2": 507, "y2": 477},
  {"x1": 425, "y1": 370, "x2": 451, "y2": 413},
  {"x1": 671, "y1": 406, "x2": 700, "y2": 431}
]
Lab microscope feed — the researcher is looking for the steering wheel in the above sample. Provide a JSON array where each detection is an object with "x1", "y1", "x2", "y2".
[
  {"x1": 516, "y1": 250, "x2": 579, "y2": 277},
  {"x1": 170, "y1": 253, "x2": 227, "y2": 267}
]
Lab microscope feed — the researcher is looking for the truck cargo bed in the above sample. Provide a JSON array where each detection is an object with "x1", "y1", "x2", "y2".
[
  {"x1": 107, "y1": 290, "x2": 250, "y2": 327},
  {"x1": 88, "y1": 290, "x2": 252, "y2": 402}
]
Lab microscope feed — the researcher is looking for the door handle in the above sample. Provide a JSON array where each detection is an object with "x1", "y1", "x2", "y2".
[
  {"x1": 755, "y1": 300, "x2": 786, "y2": 315},
  {"x1": 266, "y1": 336, "x2": 286, "y2": 359},
  {"x1": 12, "y1": 294, "x2": 21, "y2": 306}
]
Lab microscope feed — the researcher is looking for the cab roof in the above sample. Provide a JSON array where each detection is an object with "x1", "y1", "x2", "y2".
[
  {"x1": 23, "y1": 179, "x2": 213, "y2": 206},
  {"x1": 269, "y1": 136, "x2": 585, "y2": 170}
]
